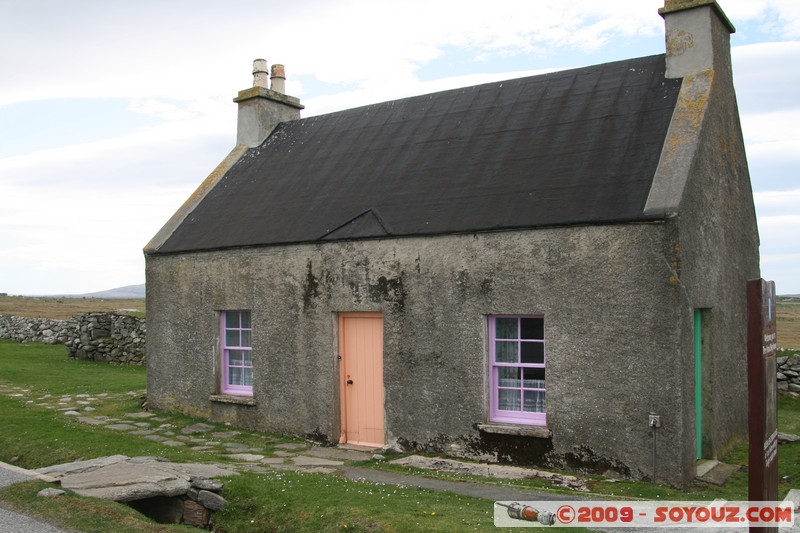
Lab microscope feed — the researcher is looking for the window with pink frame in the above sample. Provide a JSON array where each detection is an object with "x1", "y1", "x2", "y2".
[
  {"x1": 221, "y1": 310, "x2": 252, "y2": 396},
  {"x1": 489, "y1": 315, "x2": 546, "y2": 425}
]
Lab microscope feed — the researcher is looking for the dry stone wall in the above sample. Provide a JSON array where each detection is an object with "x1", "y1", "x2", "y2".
[
  {"x1": 778, "y1": 352, "x2": 800, "y2": 394},
  {"x1": 0, "y1": 313, "x2": 145, "y2": 365}
]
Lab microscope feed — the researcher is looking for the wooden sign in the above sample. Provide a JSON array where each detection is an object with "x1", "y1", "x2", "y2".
[{"x1": 747, "y1": 278, "x2": 778, "y2": 523}]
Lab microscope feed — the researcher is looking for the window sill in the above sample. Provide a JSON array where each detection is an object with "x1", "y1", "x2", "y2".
[
  {"x1": 477, "y1": 423, "x2": 552, "y2": 439},
  {"x1": 210, "y1": 394, "x2": 256, "y2": 406}
]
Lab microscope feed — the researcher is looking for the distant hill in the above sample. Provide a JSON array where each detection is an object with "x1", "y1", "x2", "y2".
[{"x1": 57, "y1": 284, "x2": 146, "y2": 299}]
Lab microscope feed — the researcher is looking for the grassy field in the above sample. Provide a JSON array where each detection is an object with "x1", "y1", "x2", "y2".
[
  {"x1": 0, "y1": 339, "x2": 799, "y2": 532},
  {"x1": 778, "y1": 297, "x2": 800, "y2": 349},
  {"x1": 0, "y1": 295, "x2": 145, "y2": 319}
]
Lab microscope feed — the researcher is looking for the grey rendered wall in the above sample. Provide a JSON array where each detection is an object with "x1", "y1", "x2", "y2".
[
  {"x1": 673, "y1": 13, "x2": 760, "y2": 467},
  {"x1": 147, "y1": 221, "x2": 700, "y2": 485}
]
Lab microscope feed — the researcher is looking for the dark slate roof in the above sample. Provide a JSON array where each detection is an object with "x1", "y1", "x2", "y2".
[{"x1": 156, "y1": 54, "x2": 681, "y2": 254}]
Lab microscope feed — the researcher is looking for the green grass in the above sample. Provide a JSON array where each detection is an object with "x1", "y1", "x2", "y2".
[
  {"x1": 0, "y1": 338, "x2": 798, "y2": 532},
  {"x1": 0, "y1": 339, "x2": 145, "y2": 395}
]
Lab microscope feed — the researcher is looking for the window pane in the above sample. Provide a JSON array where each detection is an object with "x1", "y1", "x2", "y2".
[
  {"x1": 523, "y1": 367, "x2": 545, "y2": 389},
  {"x1": 241, "y1": 330, "x2": 252, "y2": 347},
  {"x1": 228, "y1": 367, "x2": 242, "y2": 386},
  {"x1": 521, "y1": 317, "x2": 544, "y2": 340},
  {"x1": 228, "y1": 350, "x2": 243, "y2": 366},
  {"x1": 523, "y1": 390, "x2": 546, "y2": 412},
  {"x1": 495, "y1": 341, "x2": 518, "y2": 363},
  {"x1": 240, "y1": 311, "x2": 251, "y2": 329},
  {"x1": 225, "y1": 311, "x2": 239, "y2": 328},
  {"x1": 225, "y1": 330, "x2": 240, "y2": 347},
  {"x1": 242, "y1": 351, "x2": 252, "y2": 367},
  {"x1": 498, "y1": 367, "x2": 520, "y2": 388},
  {"x1": 521, "y1": 342, "x2": 544, "y2": 364},
  {"x1": 495, "y1": 318, "x2": 518, "y2": 339},
  {"x1": 242, "y1": 367, "x2": 252, "y2": 387},
  {"x1": 498, "y1": 389, "x2": 521, "y2": 411}
]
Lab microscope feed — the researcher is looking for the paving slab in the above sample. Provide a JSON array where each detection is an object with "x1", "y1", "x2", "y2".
[
  {"x1": 212, "y1": 431, "x2": 240, "y2": 438},
  {"x1": 224, "y1": 453, "x2": 265, "y2": 462},
  {"x1": 106, "y1": 423, "x2": 138, "y2": 431},
  {"x1": 35, "y1": 457, "x2": 237, "y2": 504},
  {"x1": 161, "y1": 440, "x2": 187, "y2": 447},
  {"x1": 126, "y1": 412, "x2": 156, "y2": 419},
  {"x1": 78, "y1": 416, "x2": 106, "y2": 426},
  {"x1": 273, "y1": 442, "x2": 308, "y2": 450},
  {"x1": 304, "y1": 446, "x2": 372, "y2": 461},
  {"x1": 390, "y1": 455, "x2": 590, "y2": 491},
  {"x1": 274, "y1": 451, "x2": 297, "y2": 458},
  {"x1": 292, "y1": 456, "x2": 344, "y2": 467},
  {"x1": 223, "y1": 443, "x2": 253, "y2": 453},
  {"x1": 696, "y1": 462, "x2": 739, "y2": 486},
  {"x1": 182, "y1": 423, "x2": 216, "y2": 434},
  {"x1": 129, "y1": 429, "x2": 157, "y2": 436}
]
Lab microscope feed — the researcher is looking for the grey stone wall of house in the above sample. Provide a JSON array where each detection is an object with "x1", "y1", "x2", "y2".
[
  {"x1": 146, "y1": 221, "x2": 703, "y2": 485},
  {"x1": 670, "y1": 8, "x2": 760, "y2": 480},
  {"x1": 0, "y1": 313, "x2": 146, "y2": 365}
]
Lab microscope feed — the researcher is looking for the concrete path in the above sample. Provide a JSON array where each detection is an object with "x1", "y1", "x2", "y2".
[{"x1": 0, "y1": 463, "x2": 70, "y2": 533}]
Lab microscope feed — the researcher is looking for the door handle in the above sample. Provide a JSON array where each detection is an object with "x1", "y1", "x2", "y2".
[{"x1": 346, "y1": 379, "x2": 354, "y2": 385}]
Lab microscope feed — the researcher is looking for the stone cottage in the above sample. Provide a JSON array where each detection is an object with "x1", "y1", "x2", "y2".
[{"x1": 145, "y1": 0, "x2": 759, "y2": 486}]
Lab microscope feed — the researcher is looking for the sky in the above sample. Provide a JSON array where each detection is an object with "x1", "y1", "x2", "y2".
[{"x1": 1, "y1": 0, "x2": 798, "y2": 296}]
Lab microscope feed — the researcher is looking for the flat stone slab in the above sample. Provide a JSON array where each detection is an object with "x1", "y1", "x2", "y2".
[
  {"x1": 36, "y1": 456, "x2": 237, "y2": 502},
  {"x1": 211, "y1": 431, "x2": 240, "y2": 438},
  {"x1": 161, "y1": 440, "x2": 186, "y2": 447},
  {"x1": 390, "y1": 455, "x2": 590, "y2": 491},
  {"x1": 224, "y1": 454, "x2": 265, "y2": 462},
  {"x1": 273, "y1": 442, "x2": 308, "y2": 450},
  {"x1": 260, "y1": 458, "x2": 285, "y2": 465},
  {"x1": 125, "y1": 412, "x2": 156, "y2": 419},
  {"x1": 304, "y1": 447, "x2": 372, "y2": 462},
  {"x1": 273, "y1": 451, "x2": 297, "y2": 458},
  {"x1": 292, "y1": 456, "x2": 345, "y2": 467},
  {"x1": 697, "y1": 462, "x2": 739, "y2": 486},
  {"x1": 106, "y1": 424, "x2": 138, "y2": 431},
  {"x1": 144, "y1": 435, "x2": 167, "y2": 442},
  {"x1": 182, "y1": 423, "x2": 216, "y2": 434},
  {"x1": 77, "y1": 417, "x2": 106, "y2": 426}
]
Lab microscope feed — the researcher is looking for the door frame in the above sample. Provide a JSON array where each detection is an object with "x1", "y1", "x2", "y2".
[{"x1": 337, "y1": 312, "x2": 385, "y2": 446}]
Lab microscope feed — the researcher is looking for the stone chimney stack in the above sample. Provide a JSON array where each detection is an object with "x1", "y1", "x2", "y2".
[
  {"x1": 234, "y1": 59, "x2": 304, "y2": 148},
  {"x1": 659, "y1": 0, "x2": 736, "y2": 79}
]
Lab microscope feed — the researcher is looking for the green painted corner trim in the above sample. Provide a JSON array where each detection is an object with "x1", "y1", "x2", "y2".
[{"x1": 694, "y1": 308, "x2": 703, "y2": 460}]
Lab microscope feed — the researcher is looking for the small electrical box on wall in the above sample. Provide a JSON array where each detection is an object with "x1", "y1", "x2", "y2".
[{"x1": 649, "y1": 414, "x2": 662, "y2": 428}]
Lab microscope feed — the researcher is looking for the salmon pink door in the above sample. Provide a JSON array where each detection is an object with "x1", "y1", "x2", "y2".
[{"x1": 339, "y1": 313, "x2": 384, "y2": 447}]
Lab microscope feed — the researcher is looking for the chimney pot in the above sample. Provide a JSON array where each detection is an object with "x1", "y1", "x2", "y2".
[
  {"x1": 252, "y1": 58, "x2": 269, "y2": 89},
  {"x1": 270, "y1": 64, "x2": 286, "y2": 94}
]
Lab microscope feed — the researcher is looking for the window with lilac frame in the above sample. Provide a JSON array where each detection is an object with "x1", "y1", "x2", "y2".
[
  {"x1": 221, "y1": 310, "x2": 252, "y2": 396},
  {"x1": 489, "y1": 315, "x2": 546, "y2": 425}
]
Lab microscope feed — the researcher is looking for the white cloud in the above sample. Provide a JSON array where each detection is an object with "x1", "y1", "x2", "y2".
[{"x1": 1, "y1": 0, "x2": 799, "y2": 295}]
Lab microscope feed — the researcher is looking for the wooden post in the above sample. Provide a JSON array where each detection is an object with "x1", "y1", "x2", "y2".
[{"x1": 747, "y1": 279, "x2": 778, "y2": 533}]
